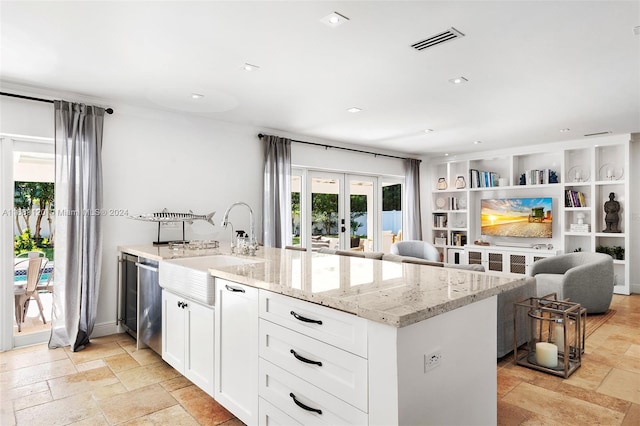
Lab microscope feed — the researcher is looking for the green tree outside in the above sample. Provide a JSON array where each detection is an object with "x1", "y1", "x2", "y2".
[{"x1": 14, "y1": 181, "x2": 55, "y2": 258}]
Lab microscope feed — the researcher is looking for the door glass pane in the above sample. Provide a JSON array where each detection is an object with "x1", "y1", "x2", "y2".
[
  {"x1": 348, "y1": 179, "x2": 374, "y2": 252},
  {"x1": 382, "y1": 181, "x2": 402, "y2": 253},
  {"x1": 13, "y1": 149, "x2": 55, "y2": 337},
  {"x1": 291, "y1": 174, "x2": 301, "y2": 247},
  {"x1": 310, "y1": 176, "x2": 340, "y2": 251}
]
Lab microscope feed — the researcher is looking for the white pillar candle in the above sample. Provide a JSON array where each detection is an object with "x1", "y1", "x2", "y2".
[
  {"x1": 535, "y1": 342, "x2": 558, "y2": 368},
  {"x1": 555, "y1": 324, "x2": 565, "y2": 353}
]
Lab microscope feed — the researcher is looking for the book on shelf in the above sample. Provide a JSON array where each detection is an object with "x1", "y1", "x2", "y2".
[
  {"x1": 569, "y1": 224, "x2": 590, "y2": 232},
  {"x1": 450, "y1": 231, "x2": 467, "y2": 247},
  {"x1": 469, "y1": 169, "x2": 498, "y2": 188},
  {"x1": 565, "y1": 190, "x2": 586, "y2": 207},
  {"x1": 433, "y1": 214, "x2": 447, "y2": 228},
  {"x1": 521, "y1": 169, "x2": 558, "y2": 185}
]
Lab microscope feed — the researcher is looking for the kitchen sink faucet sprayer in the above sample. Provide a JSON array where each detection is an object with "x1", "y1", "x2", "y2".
[{"x1": 221, "y1": 202, "x2": 258, "y2": 255}]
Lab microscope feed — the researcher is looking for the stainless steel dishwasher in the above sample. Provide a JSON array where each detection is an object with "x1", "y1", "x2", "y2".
[{"x1": 119, "y1": 253, "x2": 162, "y2": 354}]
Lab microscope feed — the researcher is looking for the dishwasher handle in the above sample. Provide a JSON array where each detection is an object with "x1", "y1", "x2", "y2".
[{"x1": 135, "y1": 262, "x2": 159, "y2": 273}]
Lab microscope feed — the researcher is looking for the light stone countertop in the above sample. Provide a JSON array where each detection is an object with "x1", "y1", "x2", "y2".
[{"x1": 119, "y1": 244, "x2": 530, "y2": 328}]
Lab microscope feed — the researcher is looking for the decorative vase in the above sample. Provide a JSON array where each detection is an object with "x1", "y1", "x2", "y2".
[
  {"x1": 455, "y1": 176, "x2": 466, "y2": 189},
  {"x1": 437, "y1": 177, "x2": 447, "y2": 190}
]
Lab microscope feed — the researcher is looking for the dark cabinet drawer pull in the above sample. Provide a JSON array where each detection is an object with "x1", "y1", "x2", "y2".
[
  {"x1": 290, "y1": 310, "x2": 322, "y2": 325},
  {"x1": 289, "y1": 392, "x2": 322, "y2": 415},
  {"x1": 225, "y1": 284, "x2": 245, "y2": 293},
  {"x1": 290, "y1": 349, "x2": 322, "y2": 366}
]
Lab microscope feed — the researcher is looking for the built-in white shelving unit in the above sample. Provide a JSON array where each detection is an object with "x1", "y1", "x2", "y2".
[{"x1": 427, "y1": 134, "x2": 632, "y2": 295}]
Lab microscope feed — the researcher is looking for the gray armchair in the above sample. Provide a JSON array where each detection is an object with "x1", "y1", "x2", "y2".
[
  {"x1": 390, "y1": 240, "x2": 440, "y2": 262},
  {"x1": 529, "y1": 252, "x2": 614, "y2": 314}
]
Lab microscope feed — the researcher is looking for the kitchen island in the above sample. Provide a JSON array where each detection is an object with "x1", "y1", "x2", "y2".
[{"x1": 120, "y1": 244, "x2": 531, "y2": 425}]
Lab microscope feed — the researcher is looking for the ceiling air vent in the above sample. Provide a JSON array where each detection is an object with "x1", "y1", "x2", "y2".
[
  {"x1": 584, "y1": 131, "x2": 612, "y2": 137},
  {"x1": 411, "y1": 27, "x2": 465, "y2": 51}
]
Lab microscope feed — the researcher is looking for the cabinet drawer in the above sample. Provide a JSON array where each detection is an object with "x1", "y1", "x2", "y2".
[
  {"x1": 259, "y1": 359, "x2": 368, "y2": 426},
  {"x1": 259, "y1": 291, "x2": 367, "y2": 357},
  {"x1": 259, "y1": 319, "x2": 367, "y2": 412},
  {"x1": 259, "y1": 397, "x2": 301, "y2": 426}
]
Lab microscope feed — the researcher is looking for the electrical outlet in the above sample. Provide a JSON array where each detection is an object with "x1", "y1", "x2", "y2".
[{"x1": 424, "y1": 349, "x2": 442, "y2": 372}]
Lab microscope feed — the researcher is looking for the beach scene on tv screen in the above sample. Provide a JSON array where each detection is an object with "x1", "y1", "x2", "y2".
[{"x1": 481, "y1": 198, "x2": 552, "y2": 238}]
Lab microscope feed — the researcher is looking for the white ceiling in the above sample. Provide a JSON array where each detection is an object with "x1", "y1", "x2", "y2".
[{"x1": 1, "y1": 1, "x2": 639, "y2": 156}]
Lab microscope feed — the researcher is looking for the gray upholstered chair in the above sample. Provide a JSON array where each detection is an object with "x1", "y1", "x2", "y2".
[
  {"x1": 529, "y1": 252, "x2": 614, "y2": 314},
  {"x1": 390, "y1": 240, "x2": 440, "y2": 262}
]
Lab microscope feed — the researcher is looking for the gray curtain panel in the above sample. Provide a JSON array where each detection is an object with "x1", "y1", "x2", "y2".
[
  {"x1": 403, "y1": 158, "x2": 423, "y2": 240},
  {"x1": 262, "y1": 135, "x2": 292, "y2": 248},
  {"x1": 49, "y1": 101, "x2": 104, "y2": 352}
]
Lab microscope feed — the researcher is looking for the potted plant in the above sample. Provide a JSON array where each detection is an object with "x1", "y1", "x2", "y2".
[
  {"x1": 595, "y1": 245, "x2": 613, "y2": 258},
  {"x1": 613, "y1": 246, "x2": 625, "y2": 260}
]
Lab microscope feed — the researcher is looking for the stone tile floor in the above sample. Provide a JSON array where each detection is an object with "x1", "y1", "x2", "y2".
[
  {"x1": 1, "y1": 294, "x2": 638, "y2": 425},
  {"x1": 498, "y1": 294, "x2": 640, "y2": 425}
]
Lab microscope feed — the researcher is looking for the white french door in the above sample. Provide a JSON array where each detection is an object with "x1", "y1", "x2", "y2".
[
  {"x1": 303, "y1": 171, "x2": 379, "y2": 252},
  {"x1": 307, "y1": 171, "x2": 344, "y2": 251},
  {"x1": 0, "y1": 137, "x2": 55, "y2": 350}
]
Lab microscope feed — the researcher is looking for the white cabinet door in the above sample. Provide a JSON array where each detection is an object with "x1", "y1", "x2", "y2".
[
  {"x1": 215, "y1": 278, "x2": 259, "y2": 426},
  {"x1": 185, "y1": 297, "x2": 215, "y2": 397},
  {"x1": 162, "y1": 290, "x2": 185, "y2": 372},
  {"x1": 163, "y1": 290, "x2": 215, "y2": 397}
]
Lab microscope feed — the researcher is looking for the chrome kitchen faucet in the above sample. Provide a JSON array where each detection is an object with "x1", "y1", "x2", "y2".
[{"x1": 221, "y1": 202, "x2": 258, "y2": 255}]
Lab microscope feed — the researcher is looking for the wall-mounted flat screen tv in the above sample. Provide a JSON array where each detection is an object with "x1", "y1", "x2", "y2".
[{"x1": 481, "y1": 198, "x2": 552, "y2": 238}]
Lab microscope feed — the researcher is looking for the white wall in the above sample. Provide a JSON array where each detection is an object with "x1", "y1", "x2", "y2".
[
  {"x1": 0, "y1": 96, "x2": 54, "y2": 139},
  {"x1": 631, "y1": 135, "x2": 640, "y2": 293},
  {"x1": 99, "y1": 105, "x2": 267, "y2": 327}
]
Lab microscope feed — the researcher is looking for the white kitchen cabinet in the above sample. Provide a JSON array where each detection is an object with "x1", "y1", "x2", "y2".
[
  {"x1": 215, "y1": 278, "x2": 259, "y2": 426},
  {"x1": 259, "y1": 290, "x2": 367, "y2": 357},
  {"x1": 259, "y1": 359, "x2": 368, "y2": 426},
  {"x1": 259, "y1": 319, "x2": 368, "y2": 412},
  {"x1": 259, "y1": 397, "x2": 301, "y2": 426},
  {"x1": 162, "y1": 289, "x2": 214, "y2": 396},
  {"x1": 258, "y1": 290, "x2": 369, "y2": 423}
]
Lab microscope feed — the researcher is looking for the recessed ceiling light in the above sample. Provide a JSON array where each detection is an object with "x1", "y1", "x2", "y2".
[
  {"x1": 242, "y1": 63, "x2": 260, "y2": 71},
  {"x1": 424, "y1": 129, "x2": 434, "y2": 133},
  {"x1": 191, "y1": 93, "x2": 204, "y2": 99},
  {"x1": 560, "y1": 128, "x2": 571, "y2": 133},
  {"x1": 444, "y1": 153, "x2": 449, "y2": 156},
  {"x1": 448, "y1": 77, "x2": 468, "y2": 85},
  {"x1": 473, "y1": 140, "x2": 482, "y2": 144},
  {"x1": 346, "y1": 107, "x2": 362, "y2": 113},
  {"x1": 320, "y1": 11, "x2": 349, "y2": 27}
]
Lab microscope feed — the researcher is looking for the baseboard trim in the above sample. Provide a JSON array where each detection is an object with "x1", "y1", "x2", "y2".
[
  {"x1": 13, "y1": 330, "x2": 50, "y2": 348},
  {"x1": 12, "y1": 321, "x2": 122, "y2": 350},
  {"x1": 91, "y1": 321, "x2": 121, "y2": 338},
  {"x1": 630, "y1": 282, "x2": 640, "y2": 295}
]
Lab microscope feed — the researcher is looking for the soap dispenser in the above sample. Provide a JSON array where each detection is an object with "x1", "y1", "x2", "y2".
[{"x1": 235, "y1": 230, "x2": 248, "y2": 254}]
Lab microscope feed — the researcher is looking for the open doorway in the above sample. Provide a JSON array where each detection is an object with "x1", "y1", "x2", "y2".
[{"x1": 12, "y1": 145, "x2": 55, "y2": 344}]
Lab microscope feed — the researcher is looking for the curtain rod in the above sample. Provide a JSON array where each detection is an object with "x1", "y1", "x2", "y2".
[
  {"x1": 0, "y1": 91, "x2": 114, "y2": 114},
  {"x1": 258, "y1": 133, "x2": 420, "y2": 162}
]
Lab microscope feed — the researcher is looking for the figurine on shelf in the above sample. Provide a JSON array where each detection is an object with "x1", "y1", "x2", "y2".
[
  {"x1": 603, "y1": 192, "x2": 621, "y2": 233},
  {"x1": 455, "y1": 175, "x2": 466, "y2": 189}
]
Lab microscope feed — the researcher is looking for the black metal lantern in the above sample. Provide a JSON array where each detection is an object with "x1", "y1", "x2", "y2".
[{"x1": 514, "y1": 294, "x2": 585, "y2": 378}]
